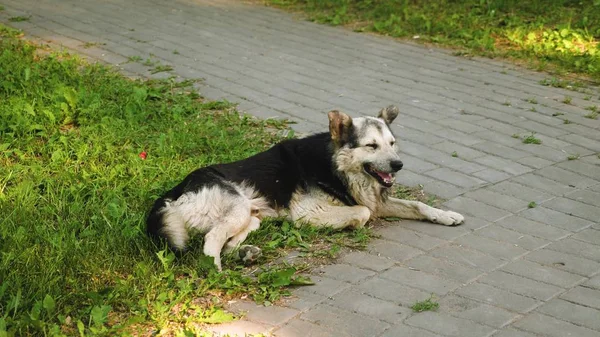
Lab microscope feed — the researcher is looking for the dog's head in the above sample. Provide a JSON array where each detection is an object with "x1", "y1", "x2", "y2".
[{"x1": 329, "y1": 105, "x2": 403, "y2": 188}]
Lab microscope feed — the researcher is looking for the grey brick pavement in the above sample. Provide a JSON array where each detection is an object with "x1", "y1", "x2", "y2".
[{"x1": 3, "y1": 0, "x2": 600, "y2": 336}]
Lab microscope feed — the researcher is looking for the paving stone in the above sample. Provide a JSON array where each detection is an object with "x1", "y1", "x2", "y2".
[
  {"x1": 474, "y1": 225, "x2": 549, "y2": 250},
  {"x1": 516, "y1": 156, "x2": 553, "y2": 169},
  {"x1": 443, "y1": 197, "x2": 512, "y2": 222},
  {"x1": 453, "y1": 234, "x2": 528, "y2": 260},
  {"x1": 538, "y1": 298, "x2": 600, "y2": 331},
  {"x1": 284, "y1": 290, "x2": 326, "y2": 312},
  {"x1": 357, "y1": 277, "x2": 432, "y2": 307},
  {"x1": 405, "y1": 311, "x2": 495, "y2": 337},
  {"x1": 438, "y1": 295, "x2": 517, "y2": 328},
  {"x1": 339, "y1": 251, "x2": 395, "y2": 272},
  {"x1": 430, "y1": 244, "x2": 505, "y2": 271},
  {"x1": 557, "y1": 160, "x2": 600, "y2": 180},
  {"x1": 301, "y1": 304, "x2": 389, "y2": 337},
  {"x1": 209, "y1": 320, "x2": 272, "y2": 336},
  {"x1": 457, "y1": 216, "x2": 491, "y2": 231},
  {"x1": 518, "y1": 206, "x2": 592, "y2": 232},
  {"x1": 463, "y1": 189, "x2": 529, "y2": 213},
  {"x1": 584, "y1": 275, "x2": 600, "y2": 289},
  {"x1": 395, "y1": 169, "x2": 435, "y2": 188},
  {"x1": 488, "y1": 181, "x2": 553, "y2": 203},
  {"x1": 513, "y1": 312, "x2": 599, "y2": 337},
  {"x1": 374, "y1": 226, "x2": 447, "y2": 251},
  {"x1": 315, "y1": 264, "x2": 377, "y2": 284},
  {"x1": 422, "y1": 180, "x2": 468, "y2": 199},
  {"x1": 548, "y1": 237, "x2": 600, "y2": 262},
  {"x1": 432, "y1": 141, "x2": 487, "y2": 160},
  {"x1": 542, "y1": 197, "x2": 600, "y2": 222},
  {"x1": 405, "y1": 254, "x2": 483, "y2": 283},
  {"x1": 425, "y1": 167, "x2": 487, "y2": 189},
  {"x1": 492, "y1": 328, "x2": 540, "y2": 337},
  {"x1": 495, "y1": 215, "x2": 570, "y2": 240},
  {"x1": 525, "y1": 249, "x2": 600, "y2": 277},
  {"x1": 560, "y1": 286, "x2": 600, "y2": 310},
  {"x1": 474, "y1": 156, "x2": 533, "y2": 176},
  {"x1": 297, "y1": 276, "x2": 351, "y2": 297},
  {"x1": 379, "y1": 324, "x2": 439, "y2": 337},
  {"x1": 565, "y1": 189, "x2": 600, "y2": 207},
  {"x1": 368, "y1": 239, "x2": 424, "y2": 262},
  {"x1": 472, "y1": 141, "x2": 530, "y2": 160},
  {"x1": 435, "y1": 118, "x2": 487, "y2": 134},
  {"x1": 227, "y1": 300, "x2": 299, "y2": 326},
  {"x1": 571, "y1": 228, "x2": 600, "y2": 246},
  {"x1": 501, "y1": 260, "x2": 585, "y2": 288},
  {"x1": 471, "y1": 168, "x2": 512, "y2": 183},
  {"x1": 510, "y1": 173, "x2": 577, "y2": 196},
  {"x1": 401, "y1": 142, "x2": 486, "y2": 174},
  {"x1": 327, "y1": 289, "x2": 410, "y2": 324},
  {"x1": 398, "y1": 220, "x2": 469, "y2": 241},
  {"x1": 380, "y1": 266, "x2": 462, "y2": 296},
  {"x1": 479, "y1": 271, "x2": 562, "y2": 300},
  {"x1": 455, "y1": 282, "x2": 540, "y2": 313},
  {"x1": 401, "y1": 154, "x2": 440, "y2": 173},
  {"x1": 274, "y1": 318, "x2": 345, "y2": 337}
]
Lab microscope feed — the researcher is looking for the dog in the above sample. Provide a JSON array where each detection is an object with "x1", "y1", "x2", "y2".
[{"x1": 147, "y1": 106, "x2": 464, "y2": 270}]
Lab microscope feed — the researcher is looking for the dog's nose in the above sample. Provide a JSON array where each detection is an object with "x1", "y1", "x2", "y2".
[{"x1": 390, "y1": 160, "x2": 404, "y2": 172}]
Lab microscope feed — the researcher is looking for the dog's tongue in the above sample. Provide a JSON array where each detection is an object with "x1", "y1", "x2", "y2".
[{"x1": 377, "y1": 171, "x2": 393, "y2": 184}]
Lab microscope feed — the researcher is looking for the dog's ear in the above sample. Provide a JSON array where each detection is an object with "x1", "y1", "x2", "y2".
[
  {"x1": 377, "y1": 105, "x2": 399, "y2": 125},
  {"x1": 328, "y1": 110, "x2": 353, "y2": 146}
]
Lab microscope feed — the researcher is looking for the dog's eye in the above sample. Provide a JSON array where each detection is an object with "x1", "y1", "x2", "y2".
[{"x1": 366, "y1": 143, "x2": 378, "y2": 149}]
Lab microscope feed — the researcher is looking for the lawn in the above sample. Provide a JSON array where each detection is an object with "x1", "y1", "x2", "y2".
[
  {"x1": 265, "y1": 0, "x2": 600, "y2": 82},
  {"x1": 0, "y1": 25, "x2": 379, "y2": 336}
]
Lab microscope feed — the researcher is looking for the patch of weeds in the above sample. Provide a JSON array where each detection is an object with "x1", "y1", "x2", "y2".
[
  {"x1": 173, "y1": 50, "x2": 180, "y2": 55},
  {"x1": 522, "y1": 133, "x2": 542, "y2": 144},
  {"x1": 0, "y1": 33, "x2": 356, "y2": 336},
  {"x1": 528, "y1": 201, "x2": 537, "y2": 208},
  {"x1": 127, "y1": 55, "x2": 142, "y2": 62},
  {"x1": 150, "y1": 64, "x2": 174, "y2": 74},
  {"x1": 584, "y1": 95, "x2": 591, "y2": 100},
  {"x1": 451, "y1": 151, "x2": 458, "y2": 157},
  {"x1": 525, "y1": 97, "x2": 538, "y2": 104},
  {"x1": 552, "y1": 112, "x2": 564, "y2": 116},
  {"x1": 502, "y1": 100, "x2": 512, "y2": 106},
  {"x1": 585, "y1": 105, "x2": 598, "y2": 112},
  {"x1": 511, "y1": 133, "x2": 520, "y2": 139},
  {"x1": 411, "y1": 295, "x2": 439, "y2": 312},
  {"x1": 0, "y1": 5, "x2": 5, "y2": 10},
  {"x1": 539, "y1": 78, "x2": 587, "y2": 90},
  {"x1": 142, "y1": 57, "x2": 157, "y2": 66},
  {"x1": 584, "y1": 111, "x2": 599, "y2": 119},
  {"x1": 81, "y1": 41, "x2": 106, "y2": 49},
  {"x1": 563, "y1": 119, "x2": 572, "y2": 124},
  {"x1": 567, "y1": 154, "x2": 580, "y2": 160},
  {"x1": 9, "y1": 15, "x2": 30, "y2": 22},
  {"x1": 562, "y1": 96, "x2": 572, "y2": 104},
  {"x1": 392, "y1": 185, "x2": 442, "y2": 207},
  {"x1": 529, "y1": 107, "x2": 537, "y2": 112}
]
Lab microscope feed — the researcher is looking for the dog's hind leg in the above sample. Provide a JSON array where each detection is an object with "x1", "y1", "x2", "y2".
[
  {"x1": 223, "y1": 216, "x2": 262, "y2": 264},
  {"x1": 376, "y1": 198, "x2": 464, "y2": 226}
]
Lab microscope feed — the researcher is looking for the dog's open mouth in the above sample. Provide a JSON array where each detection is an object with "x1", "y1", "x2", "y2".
[{"x1": 364, "y1": 164, "x2": 395, "y2": 187}]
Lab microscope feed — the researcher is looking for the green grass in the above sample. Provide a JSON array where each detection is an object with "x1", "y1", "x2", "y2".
[
  {"x1": 0, "y1": 27, "x2": 378, "y2": 335},
  {"x1": 266, "y1": 0, "x2": 600, "y2": 81},
  {"x1": 567, "y1": 153, "x2": 580, "y2": 160},
  {"x1": 528, "y1": 201, "x2": 537, "y2": 208},
  {"x1": 411, "y1": 295, "x2": 439, "y2": 312},
  {"x1": 8, "y1": 16, "x2": 30, "y2": 22},
  {"x1": 522, "y1": 132, "x2": 542, "y2": 144}
]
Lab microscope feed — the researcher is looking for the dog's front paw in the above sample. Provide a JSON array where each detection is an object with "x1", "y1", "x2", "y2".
[
  {"x1": 432, "y1": 210, "x2": 464, "y2": 226},
  {"x1": 238, "y1": 245, "x2": 262, "y2": 264}
]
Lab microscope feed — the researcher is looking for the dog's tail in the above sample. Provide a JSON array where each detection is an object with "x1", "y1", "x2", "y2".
[{"x1": 238, "y1": 182, "x2": 278, "y2": 219}]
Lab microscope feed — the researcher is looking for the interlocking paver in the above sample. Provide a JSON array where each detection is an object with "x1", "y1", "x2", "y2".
[
  {"x1": 327, "y1": 289, "x2": 410, "y2": 324},
  {"x1": 525, "y1": 249, "x2": 600, "y2": 277},
  {"x1": 501, "y1": 259, "x2": 585, "y2": 288},
  {"x1": 513, "y1": 312, "x2": 599, "y2": 337},
  {"x1": 227, "y1": 301, "x2": 299, "y2": 326},
  {"x1": 438, "y1": 295, "x2": 517, "y2": 328},
  {"x1": 405, "y1": 254, "x2": 484, "y2": 283},
  {"x1": 479, "y1": 271, "x2": 562, "y2": 300},
  {"x1": 405, "y1": 311, "x2": 495, "y2": 337},
  {"x1": 301, "y1": 305, "x2": 389, "y2": 337},
  {"x1": 538, "y1": 298, "x2": 600, "y2": 331},
  {"x1": 5, "y1": 1, "x2": 600, "y2": 335},
  {"x1": 455, "y1": 282, "x2": 540, "y2": 313}
]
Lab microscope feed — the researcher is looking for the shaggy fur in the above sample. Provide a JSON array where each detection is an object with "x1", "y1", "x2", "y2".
[{"x1": 147, "y1": 106, "x2": 464, "y2": 270}]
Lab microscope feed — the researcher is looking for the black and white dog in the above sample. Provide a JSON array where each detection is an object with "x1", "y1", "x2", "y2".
[{"x1": 147, "y1": 106, "x2": 464, "y2": 270}]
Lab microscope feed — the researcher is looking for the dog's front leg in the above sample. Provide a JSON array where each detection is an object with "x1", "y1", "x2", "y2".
[{"x1": 376, "y1": 197, "x2": 464, "y2": 226}]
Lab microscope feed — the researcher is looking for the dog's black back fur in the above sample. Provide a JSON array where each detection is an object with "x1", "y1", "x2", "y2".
[{"x1": 147, "y1": 132, "x2": 356, "y2": 238}]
